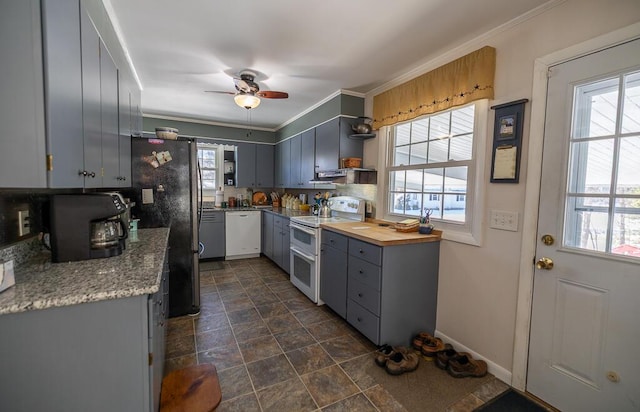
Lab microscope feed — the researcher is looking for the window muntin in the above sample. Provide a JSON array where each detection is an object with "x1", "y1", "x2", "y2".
[
  {"x1": 564, "y1": 71, "x2": 640, "y2": 258},
  {"x1": 388, "y1": 104, "x2": 475, "y2": 223}
]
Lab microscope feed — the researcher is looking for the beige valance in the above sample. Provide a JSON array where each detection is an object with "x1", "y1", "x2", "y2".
[{"x1": 372, "y1": 46, "x2": 496, "y2": 130}]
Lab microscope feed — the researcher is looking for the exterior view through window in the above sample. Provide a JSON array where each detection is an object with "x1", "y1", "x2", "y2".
[
  {"x1": 197, "y1": 144, "x2": 218, "y2": 191},
  {"x1": 564, "y1": 70, "x2": 640, "y2": 258},
  {"x1": 388, "y1": 104, "x2": 475, "y2": 223}
]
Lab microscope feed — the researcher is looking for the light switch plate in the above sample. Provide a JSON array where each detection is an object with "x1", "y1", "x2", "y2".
[
  {"x1": 18, "y1": 210, "x2": 30, "y2": 236},
  {"x1": 142, "y1": 188, "x2": 154, "y2": 204},
  {"x1": 489, "y1": 209, "x2": 519, "y2": 231}
]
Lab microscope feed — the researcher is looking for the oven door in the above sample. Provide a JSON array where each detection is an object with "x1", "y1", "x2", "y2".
[
  {"x1": 289, "y1": 222, "x2": 317, "y2": 253},
  {"x1": 289, "y1": 246, "x2": 319, "y2": 303}
]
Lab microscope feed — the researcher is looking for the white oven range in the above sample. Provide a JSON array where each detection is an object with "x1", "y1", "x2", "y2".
[{"x1": 289, "y1": 196, "x2": 365, "y2": 304}]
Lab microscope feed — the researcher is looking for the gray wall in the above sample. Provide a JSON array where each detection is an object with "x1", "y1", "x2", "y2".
[
  {"x1": 143, "y1": 117, "x2": 275, "y2": 144},
  {"x1": 276, "y1": 94, "x2": 364, "y2": 141}
]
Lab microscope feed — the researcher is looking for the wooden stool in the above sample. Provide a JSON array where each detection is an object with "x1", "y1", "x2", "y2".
[{"x1": 160, "y1": 364, "x2": 222, "y2": 412}]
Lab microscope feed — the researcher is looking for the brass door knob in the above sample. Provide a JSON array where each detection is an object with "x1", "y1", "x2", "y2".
[{"x1": 536, "y1": 257, "x2": 554, "y2": 270}]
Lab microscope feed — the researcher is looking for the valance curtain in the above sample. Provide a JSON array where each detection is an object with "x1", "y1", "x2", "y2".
[{"x1": 372, "y1": 46, "x2": 496, "y2": 130}]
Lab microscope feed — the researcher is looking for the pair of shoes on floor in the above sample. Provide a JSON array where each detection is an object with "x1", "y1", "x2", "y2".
[
  {"x1": 374, "y1": 345, "x2": 420, "y2": 375},
  {"x1": 412, "y1": 332, "x2": 445, "y2": 361},
  {"x1": 435, "y1": 345, "x2": 487, "y2": 378}
]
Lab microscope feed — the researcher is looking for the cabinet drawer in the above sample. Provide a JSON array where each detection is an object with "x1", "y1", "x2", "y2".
[
  {"x1": 202, "y1": 212, "x2": 224, "y2": 223},
  {"x1": 322, "y1": 230, "x2": 348, "y2": 250},
  {"x1": 347, "y1": 300, "x2": 380, "y2": 344},
  {"x1": 348, "y1": 278, "x2": 380, "y2": 316},
  {"x1": 349, "y1": 238, "x2": 382, "y2": 266},
  {"x1": 347, "y1": 256, "x2": 382, "y2": 291}
]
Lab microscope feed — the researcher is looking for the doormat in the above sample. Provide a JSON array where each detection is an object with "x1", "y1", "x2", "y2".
[
  {"x1": 200, "y1": 261, "x2": 225, "y2": 271},
  {"x1": 475, "y1": 389, "x2": 549, "y2": 412}
]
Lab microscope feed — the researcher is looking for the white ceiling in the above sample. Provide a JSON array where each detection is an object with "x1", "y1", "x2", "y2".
[{"x1": 105, "y1": 0, "x2": 550, "y2": 130}]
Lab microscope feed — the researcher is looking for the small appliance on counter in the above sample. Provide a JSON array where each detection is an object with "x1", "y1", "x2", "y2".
[{"x1": 50, "y1": 193, "x2": 129, "y2": 263}]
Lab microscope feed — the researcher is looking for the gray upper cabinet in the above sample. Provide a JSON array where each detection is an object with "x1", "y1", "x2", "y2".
[
  {"x1": 275, "y1": 139, "x2": 290, "y2": 188},
  {"x1": 100, "y1": 43, "x2": 120, "y2": 188},
  {"x1": 118, "y1": 84, "x2": 132, "y2": 186},
  {"x1": 236, "y1": 142, "x2": 274, "y2": 189},
  {"x1": 0, "y1": 0, "x2": 47, "y2": 188},
  {"x1": 315, "y1": 117, "x2": 363, "y2": 172},
  {"x1": 0, "y1": 0, "x2": 137, "y2": 189},
  {"x1": 289, "y1": 129, "x2": 315, "y2": 188},
  {"x1": 235, "y1": 142, "x2": 257, "y2": 188}
]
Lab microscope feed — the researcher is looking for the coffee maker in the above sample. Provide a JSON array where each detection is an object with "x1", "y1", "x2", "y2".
[{"x1": 50, "y1": 193, "x2": 128, "y2": 263}]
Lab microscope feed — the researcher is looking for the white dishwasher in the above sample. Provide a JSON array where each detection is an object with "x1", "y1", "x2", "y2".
[{"x1": 225, "y1": 211, "x2": 261, "y2": 259}]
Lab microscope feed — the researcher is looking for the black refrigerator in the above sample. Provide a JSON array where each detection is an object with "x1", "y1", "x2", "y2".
[{"x1": 125, "y1": 137, "x2": 200, "y2": 317}]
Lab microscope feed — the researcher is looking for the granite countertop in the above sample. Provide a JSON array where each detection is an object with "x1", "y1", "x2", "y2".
[
  {"x1": 0, "y1": 228, "x2": 169, "y2": 316},
  {"x1": 320, "y1": 221, "x2": 442, "y2": 246}
]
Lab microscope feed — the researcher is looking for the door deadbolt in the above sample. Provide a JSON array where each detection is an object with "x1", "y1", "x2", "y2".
[
  {"x1": 536, "y1": 257, "x2": 554, "y2": 270},
  {"x1": 541, "y1": 234, "x2": 554, "y2": 246}
]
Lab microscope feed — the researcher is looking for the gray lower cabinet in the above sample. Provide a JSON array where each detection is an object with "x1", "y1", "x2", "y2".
[
  {"x1": 200, "y1": 211, "x2": 225, "y2": 259},
  {"x1": 322, "y1": 229, "x2": 440, "y2": 346},
  {"x1": 272, "y1": 214, "x2": 291, "y2": 273},
  {"x1": 0, "y1": 274, "x2": 168, "y2": 412},
  {"x1": 320, "y1": 231, "x2": 349, "y2": 318},
  {"x1": 262, "y1": 211, "x2": 274, "y2": 258}
]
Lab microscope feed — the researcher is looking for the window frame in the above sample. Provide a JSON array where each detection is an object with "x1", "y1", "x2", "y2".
[
  {"x1": 380, "y1": 100, "x2": 489, "y2": 246},
  {"x1": 197, "y1": 142, "x2": 221, "y2": 196}
]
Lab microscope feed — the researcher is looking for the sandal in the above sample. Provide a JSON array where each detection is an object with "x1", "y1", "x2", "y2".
[
  {"x1": 447, "y1": 352, "x2": 488, "y2": 378},
  {"x1": 420, "y1": 336, "x2": 445, "y2": 360},
  {"x1": 411, "y1": 332, "x2": 433, "y2": 351}
]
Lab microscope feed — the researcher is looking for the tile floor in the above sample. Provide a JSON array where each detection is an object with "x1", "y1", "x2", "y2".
[{"x1": 164, "y1": 257, "x2": 509, "y2": 412}]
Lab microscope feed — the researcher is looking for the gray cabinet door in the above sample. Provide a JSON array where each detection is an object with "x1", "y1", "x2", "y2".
[
  {"x1": 255, "y1": 144, "x2": 274, "y2": 188},
  {"x1": 289, "y1": 134, "x2": 302, "y2": 187},
  {"x1": 315, "y1": 118, "x2": 340, "y2": 172},
  {"x1": 320, "y1": 239, "x2": 348, "y2": 318},
  {"x1": 80, "y1": 8, "x2": 103, "y2": 188},
  {"x1": 315, "y1": 117, "x2": 364, "y2": 173},
  {"x1": 262, "y1": 212, "x2": 274, "y2": 258},
  {"x1": 0, "y1": 0, "x2": 48, "y2": 188},
  {"x1": 100, "y1": 42, "x2": 120, "y2": 188},
  {"x1": 43, "y1": 0, "x2": 85, "y2": 188},
  {"x1": 235, "y1": 142, "x2": 257, "y2": 187},
  {"x1": 275, "y1": 139, "x2": 290, "y2": 188},
  {"x1": 300, "y1": 129, "x2": 315, "y2": 188},
  {"x1": 118, "y1": 87, "x2": 132, "y2": 186}
]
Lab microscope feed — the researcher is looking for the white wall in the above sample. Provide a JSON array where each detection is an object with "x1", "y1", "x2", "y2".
[{"x1": 364, "y1": 0, "x2": 640, "y2": 381}]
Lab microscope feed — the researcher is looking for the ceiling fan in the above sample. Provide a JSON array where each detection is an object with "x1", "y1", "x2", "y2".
[{"x1": 205, "y1": 70, "x2": 289, "y2": 109}]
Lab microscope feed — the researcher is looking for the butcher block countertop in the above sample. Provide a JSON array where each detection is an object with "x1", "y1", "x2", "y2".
[{"x1": 320, "y1": 220, "x2": 442, "y2": 246}]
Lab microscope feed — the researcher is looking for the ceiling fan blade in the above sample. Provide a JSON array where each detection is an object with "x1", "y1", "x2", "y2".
[
  {"x1": 204, "y1": 91, "x2": 236, "y2": 95},
  {"x1": 256, "y1": 91, "x2": 289, "y2": 99}
]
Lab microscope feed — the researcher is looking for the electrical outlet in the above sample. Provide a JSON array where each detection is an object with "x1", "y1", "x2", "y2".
[
  {"x1": 18, "y1": 210, "x2": 30, "y2": 236},
  {"x1": 489, "y1": 209, "x2": 518, "y2": 231}
]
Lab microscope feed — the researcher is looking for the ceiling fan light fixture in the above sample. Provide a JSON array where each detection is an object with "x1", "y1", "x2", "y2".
[{"x1": 234, "y1": 93, "x2": 261, "y2": 109}]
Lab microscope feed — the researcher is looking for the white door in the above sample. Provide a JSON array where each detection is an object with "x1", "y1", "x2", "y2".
[{"x1": 527, "y1": 39, "x2": 640, "y2": 411}]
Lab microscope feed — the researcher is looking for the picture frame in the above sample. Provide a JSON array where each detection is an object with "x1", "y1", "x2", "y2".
[{"x1": 489, "y1": 99, "x2": 528, "y2": 183}]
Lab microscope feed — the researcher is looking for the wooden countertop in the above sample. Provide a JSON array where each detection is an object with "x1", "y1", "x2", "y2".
[{"x1": 320, "y1": 221, "x2": 441, "y2": 246}]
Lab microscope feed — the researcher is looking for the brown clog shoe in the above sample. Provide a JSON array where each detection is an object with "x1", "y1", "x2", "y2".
[
  {"x1": 447, "y1": 352, "x2": 488, "y2": 378},
  {"x1": 411, "y1": 332, "x2": 433, "y2": 351},
  {"x1": 374, "y1": 345, "x2": 403, "y2": 367},
  {"x1": 385, "y1": 349, "x2": 419, "y2": 375},
  {"x1": 435, "y1": 343, "x2": 456, "y2": 370},
  {"x1": 420, "y1": 336, "x2": 445, "y2": 360}
]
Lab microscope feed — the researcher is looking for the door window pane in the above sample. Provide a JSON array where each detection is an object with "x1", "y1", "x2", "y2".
[
  {"x1": 612, "y1": 200, "x2": 640, "y2": 257},
  {"x1": 564, "y1": 196, "x2": 609, "y2": 252},
  {"x1": 622, "y1": 71, "x2": 640, "y2": 134},
  {"x1": 568, "y1": 139, "x2": 614, "y2": 194},
  {"x1": 617, "y1": 136, "x2": 640, "y2": 194},
  {"x1": 572, "y1": 77, "x2": 619, "y2": 139}
]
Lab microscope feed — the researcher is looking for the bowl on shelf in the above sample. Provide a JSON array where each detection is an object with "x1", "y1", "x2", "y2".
[{"x1": 155, "y1": 127, "x2": 179, "y2": 140}]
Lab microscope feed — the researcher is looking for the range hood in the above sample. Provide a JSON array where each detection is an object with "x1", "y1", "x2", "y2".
[{"x1": 312, "y1": 168, "x2": 377, "y2": 184}]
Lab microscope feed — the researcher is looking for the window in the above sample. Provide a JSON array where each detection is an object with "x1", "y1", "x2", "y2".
[
  {"x1": 197, "y1": 143, "x2": 218, "y2": 192},
  {"x1": 384, "y1": 100, "x2": 488, "y2": 245},
  {"x1": 563, "y1": 70, "x2": 640, "y2": 258}
]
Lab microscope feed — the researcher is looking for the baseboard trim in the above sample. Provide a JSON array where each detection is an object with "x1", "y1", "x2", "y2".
[{"x1": 434, "y1": 330, "x2": 512, "y2": 385}]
